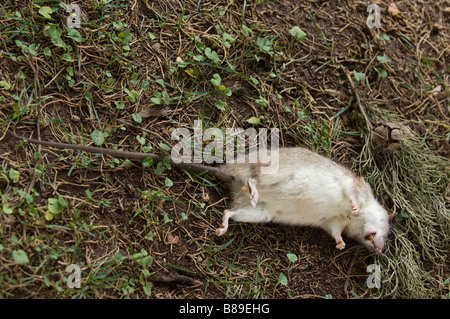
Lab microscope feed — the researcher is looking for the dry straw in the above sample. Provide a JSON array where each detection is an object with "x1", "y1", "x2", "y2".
[{"x1": 356, "y1": 107, "x2": 449, "y2": 298}]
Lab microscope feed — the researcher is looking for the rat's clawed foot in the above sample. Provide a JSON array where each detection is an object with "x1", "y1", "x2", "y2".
[
  {"x1": 350, "y1": 201, "x2": 360, "y2": 215},
  {"x1": 335, "y1": 240, "x2": 346, "y2": 250},
  {"x1": 241, "y1": 178, "x2": 259, "y2": 208},
  {"x1": 215, "y1": 209, "x2": 236, "y2": 236},
  {"x1": 248, "y1": 178, "x2": 259, "y2": 208},
  {"x1": 333, "y1": 233, "x2": 346, "y2": 250}
]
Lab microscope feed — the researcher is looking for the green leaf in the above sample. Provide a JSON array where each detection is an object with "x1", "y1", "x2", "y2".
[
  {"x1": 249, "y1": 76, "x2": 259, "y2": 85},
  {"x1": 164, "y1": 177, "x2": 173, "y2": 187},
  {"x1": 66, "y1": 66, "x2": 74, "y2": 76},
  {"x1": 132, "y1": 113, "x2": 142, "y2": 123},
  {"x1": 400, "y1": 209, "x2": 409, "y2": 219},
  {"x1": 28, "y1": 44, "x2": 37, "y2": 56},
  {"x1": 379, "y1": 33, "x2": 390, "y2": 41},
  {"x1": 289, "y1": 26, "x2": 306, "y2": 41},
  {"x1": 130, "y1": 90, "x2": 140, "y2": 102},
  {"x1": 46, "y1": 25, "x2": 65, "y2": 48},
  {"x1": 374, "y1": 67, "x2": 388, "y2": 79},
  {"x1": 376, "y1": 55, "x2": 391, "y2": 64},
  {"x1": 142, "y1": 157, "x2": 153, "y2": 168},
  {"x1": 214, "y1": 99, "x2": 227, "y2": 111},
  {"x1": 9, "y1": 168, "x2": 20, "y2": 183},
  {"x1": 205, "y1": 48, "x2": 220, "y2": 64},
  {"x1": 13, "y1": 249, "x2": 29, "y2": 265},
  {"x1": 114, "y1": 253, "x2": 126, "y2": 263},
  {"x1": 2, "y1": 203, "x2": 13, "y2": 215},
  {"x1": 118, "y1": 29, "x2": 132, "y2": 45},
  {"x1": 218, "y1": 6, "x2": 226, "y2": 16},
  {"x1": 131, "y1": 73, "x2": 139, "y2": 86},
  {"x1": 154, "y1": 162, "x2": 166, "y2": 176},
  {"x1": 58, "y1": 195, "x2": 68, "y2": 208},
  {"x1": 257, "y1": 37, "x2": 272, "y2": 54},
  {"x1": 162, "y1": 91, "x2": 170, "y2": 105},
  {"x1": 0, "y1": 81, "x2": 11, "y2": 90},
  {"x1": 286, "y1": 253, "x2": 298, "y2": 262},
  {"x1": 353, "y1": 70, "x2": 365, "y2": 82},
  {"x1": 255, "y1": 96, "x2": 269, "y2": 108},
  {"x1": 124, "y1": 87, "x2": 139, "y2": 102},
  {"x1": 62, "y1": 53, "x2": 74, "y2": 62},
  {"x1": 246, "y1": 116, "x2": 261, "y2": 125},
  {"x1": 192, "y1": 54, "x2": 205, "y2": 62},
  {"x1": 224, "y1": 88, "x2": 233, "y2": 97},
  {"x1": 158, "y1": 143, "x2": 171, "y2": 151},
  {"x1": 112, "y1": 20, "x2": 125, "y2": 30},
  {"x1": 141, "y1": 80, "x2": 150, "y2": 90},
  {"x1": 150, "y1": 92, "x2": 162, "y2": 105},
  {"x1": 39, "y1": 6, "x2": 53, "y2": 19},
  {"x1": 297, "y1": 110, "x2": 306, "y2": 120},
  {"x1": 45, "y1": 210, "x2": 54, "y2": 221},
  {"x1": 143, "y1": 282, "x2": 153, "y2": 297},
  {"x1": 278, "y1": 272, "x2": 288, "y2": 285},
  {"x1": 140, "y1": 255, "x2": 153, "y2": 268},
  {"x1": 241, "y1": 24, "x2": 252, "y2": 37},
  {"x1": 210, "y1": 73, "x2": 221, "y2": 87},
  {"x1": 136, "y1": 135, "x2": 146, "y2": 145},
  {"x1": 221, "y1": 33, "x2": 235, "y2": 48},
  {"x1": 91, "y1": 130, "x2": 105, "y2": 146},
  {"x1": 114, "y1": 101, "x2": 125, "y2": 109},
  {"x1": 66, "y1": 28, "x2": 83, "y2": 43},
  {"x1": 48, "y1": 198, "x2": 64, "y2": 214}
]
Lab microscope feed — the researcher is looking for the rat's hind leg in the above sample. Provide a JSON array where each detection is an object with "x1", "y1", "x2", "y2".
[
  {"x1": 215, "y1": 206, "x2": 271, "y2": 236},
  {"x1": 215, "y1": 209, "x2": 236, "y2": 236}
]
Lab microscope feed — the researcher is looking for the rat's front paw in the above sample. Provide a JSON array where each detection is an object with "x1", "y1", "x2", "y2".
[
  {"x1": 351, "y1": 202, "x2": 360, "y2": 215},
  {"x1": 249, "y1": 192, "x2": 259, "y2": 208},
  {"x1": 247, "y1": 178, "x2": 259, "y2": 208},
  {"x1": 335, "y1": 240, "x2": 346, "y2": 250}
]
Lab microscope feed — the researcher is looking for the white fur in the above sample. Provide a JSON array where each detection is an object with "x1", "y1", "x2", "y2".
[{"x1": 218, "y1": 148, "x2": 390, "y2": 253}]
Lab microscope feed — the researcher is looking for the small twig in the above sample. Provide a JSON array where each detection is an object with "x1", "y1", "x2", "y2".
[
  {"x1": 340, "y1": 65, "x2": 373, "y2": 133},
  {"x1": 24, "y1": 55, "x2": 42, "y2": 194},
  {"x1": 149, "y1": 274, "x2": 202, "y2": 287},
  {"x1": 343, "y1": 253, "x2": 356, "y2": 297}
]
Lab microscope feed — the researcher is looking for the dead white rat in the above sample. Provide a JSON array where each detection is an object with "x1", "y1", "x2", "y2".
[
  {"x1": 6, "y1": 130, "x2": 392, "y2": 254},
  {"x1": 218, "y1": 148, "x2": 392, "y2": 254}
]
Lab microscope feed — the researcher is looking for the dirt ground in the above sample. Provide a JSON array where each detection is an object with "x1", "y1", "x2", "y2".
[{"x1": 0, "y1": 1, "x2": 448, "y2": 299}]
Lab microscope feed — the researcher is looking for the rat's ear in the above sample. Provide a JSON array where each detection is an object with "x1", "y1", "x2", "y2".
[{"x1": 388, "y1": 206, "x2": 398, "y2": 220}]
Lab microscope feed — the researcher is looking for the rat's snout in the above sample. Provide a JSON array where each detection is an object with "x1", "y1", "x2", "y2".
[{"x1": 364, "y1": 232, "x2": 384, "y2": 254}]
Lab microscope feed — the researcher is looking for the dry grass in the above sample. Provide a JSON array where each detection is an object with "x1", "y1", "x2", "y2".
[{"x1": 0, "y1": 0, "x2": 448, "y2": 299}]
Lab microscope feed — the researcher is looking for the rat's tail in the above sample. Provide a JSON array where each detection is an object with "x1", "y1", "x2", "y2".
[{"x1": 7, "y1": 130, "x2": 233, "y2": 182}]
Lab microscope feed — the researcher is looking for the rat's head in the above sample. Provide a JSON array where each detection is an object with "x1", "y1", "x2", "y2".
[{"x1": 356, "y1": 200, "x2": 393, "y2": 254}]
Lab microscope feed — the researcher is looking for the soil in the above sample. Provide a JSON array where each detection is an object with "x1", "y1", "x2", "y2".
[{"x1": 0, "y1": 0, "x2": 448, "y2": 299}]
